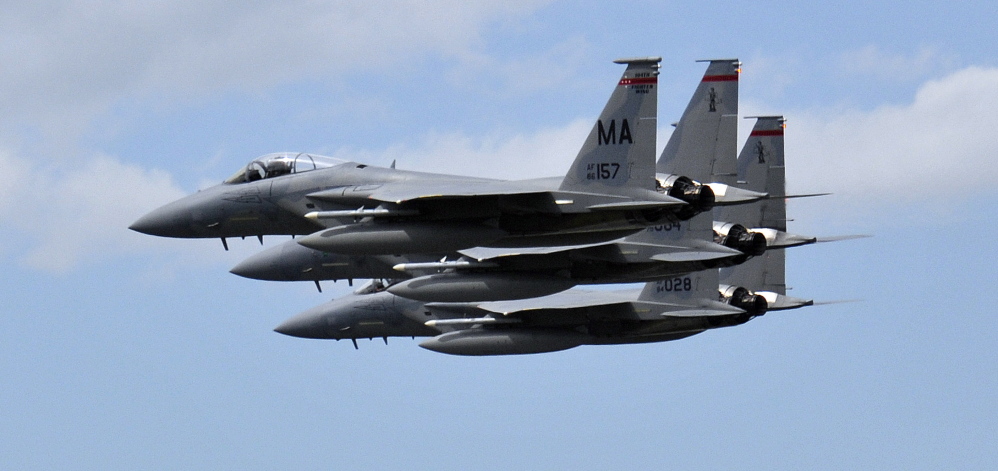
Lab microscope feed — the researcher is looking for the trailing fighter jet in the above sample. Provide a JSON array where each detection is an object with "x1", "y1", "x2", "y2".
[
  {"x1": 719, "y1": 115, "x2": 864, "y2": 309},
  {"x1": 131, "y1": 58, "x2": 728, "y2": 256},
  {"x1": 719, "y1": 116, "x2": 814, "y2": 310},
  {"x1": 230, "y1": 60, "x2": 772, "y2": 301},
  {"x1": 273, "y1": 264, "x2": 767, "y2": 356}
]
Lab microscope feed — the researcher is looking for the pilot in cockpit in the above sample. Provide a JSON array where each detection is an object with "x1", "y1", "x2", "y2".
[{"x1": 264, "y1": 157, "x2": 292, "y2": 178}]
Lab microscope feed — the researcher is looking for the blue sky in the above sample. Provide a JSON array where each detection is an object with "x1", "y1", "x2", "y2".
[{"x1": 1, "y1": 1, "x2": 996, "y2": 469}]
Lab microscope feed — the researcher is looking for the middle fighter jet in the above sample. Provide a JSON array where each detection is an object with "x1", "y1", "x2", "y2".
[
  {"x1": 231, "y1": 59, "x2": 779, "y2": 300},
  {"x1": 132, "y1": 57, "x2": 735, "y2": 256}
]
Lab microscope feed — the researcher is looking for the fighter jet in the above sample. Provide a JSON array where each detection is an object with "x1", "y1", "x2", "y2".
[
  {"x1": 719, "y1": 115, "x2": 865, "y2": 309},
  {"x1": 273, "y1": 265, "x2": 767, "y2": 356},
  {"x1": 718, "y1": 117, "x2": 814, "y2": 310},
  {"x1": 131, "y1": 57, "x2": 728, "y2": 256},
  {"x1": 230, "y1": 60, "x2": 774, "y2": 301}
]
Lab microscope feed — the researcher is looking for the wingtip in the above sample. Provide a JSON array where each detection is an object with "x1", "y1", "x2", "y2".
[{"x1": 816, "y1": 234, "x2": 873, "y2": 243}]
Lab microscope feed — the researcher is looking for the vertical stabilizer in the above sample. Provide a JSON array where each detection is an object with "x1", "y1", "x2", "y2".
[
  {"x1": 719, "y1": 116, "x2": 787, "y2": 229},
  {"x1": 560, "y1": 57, "x2": 660, "y2": 194},
  {"x1": 658, "y1": 59, "x2": 740, "y2": 183},
  {"x1": 737, "y1": 116, "x2": 786, "y2": 195},
  {"x1": 721, "y1": 116, "x2": 789, "y2": 294},
  {"x1": 720, "y1": 250, "x2": 786, "y2": 295}
]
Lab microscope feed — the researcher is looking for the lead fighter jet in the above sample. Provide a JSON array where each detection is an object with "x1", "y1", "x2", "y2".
[{"x1": 131, "y1": 58, "x2": 762, "y2": 256}]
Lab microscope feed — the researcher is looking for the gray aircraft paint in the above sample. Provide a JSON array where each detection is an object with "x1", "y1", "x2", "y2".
[
  {"x1": 275, "y1": 268, "x2": 765, "y2": 356},
  {"x1": 720, "y1": 116, "x2": 811, "y2": 308},
  {"x1": 132, "y1": 58, "x2": 719, "y2": 257},
  {"x1": 657, "y1": 59, "x2": 740, "y2": 183},
  {"x1": 232, "y1": 60, "x2": 763, "y2": 301},
  {"x1": 561, "y1": 57, "x2": 660, "y2": 192}
]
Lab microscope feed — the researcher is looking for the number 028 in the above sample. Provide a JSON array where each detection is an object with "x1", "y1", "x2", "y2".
[{"x1": 657, "y1": 277, "x2": 692, "y2": 292}]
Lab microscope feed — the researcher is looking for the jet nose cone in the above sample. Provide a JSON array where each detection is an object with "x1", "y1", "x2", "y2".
[
  {"x1": 274, "y1": 310, "x2": 329, "y2": 339},
  {"x1": 129, "y1": 203, "x2": 193, "y2": 238},
  {"x1": 231, "y1": 242, "x2": 309, "y2": 281},
  {"x1": 230, "y1": 252, "x2": 276, "y2": 280}
]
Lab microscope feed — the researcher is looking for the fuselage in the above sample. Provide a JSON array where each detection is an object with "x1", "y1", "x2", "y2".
[{"x1": 131, "y1": 160, "x2": 695, "y2": 252}]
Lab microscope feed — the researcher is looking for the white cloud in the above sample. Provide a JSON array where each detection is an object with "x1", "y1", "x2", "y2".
[
  {"x1": 335, "y1": 118, "x2": 593, "y2": 180},
  {"x1": 0, "y1": 0, "x2": 551, "y2": 141},
  {"x1": 0, "y1": 150, "x2": 187, "y2": 272},
  {"x1": 444, "y1": 35, "x2": 594, "y2": 96},
  {"x1": 0, "y1": 148, "x2": 29, "y2": 215},
  {"x1": 837, "y1": 45, "x2": 958, "y2": 81},
  {"x1": 782, "y1": 65, "x2": 998, "y2": 202}
]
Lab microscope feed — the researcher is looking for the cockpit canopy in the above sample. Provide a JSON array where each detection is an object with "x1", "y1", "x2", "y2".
[
  {"x1": 224, "y1": 152, "x2": 345, "y2": 184},
  {"x1": 354, "y1": 279, "x2": 392, "y2": 295}
]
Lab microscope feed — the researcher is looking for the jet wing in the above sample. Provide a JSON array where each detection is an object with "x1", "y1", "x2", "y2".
[
  {"x1": 368, "y1": 183, "x2": 685, "y2": 212},
  {"x1": 307, "y1": 178, "x2": 685, "y2": 216},
  {"x1": 457, "y1": 242, "x2": 613, "y2": 260},
  {"x1": 458, "y1": 238, "x2": 742, "y2": 263},
  {"x1": 476, "y1": 289, "x2": 639, "y2": 314},
  {"x1": 365, "y1": 179, "x2": 553, "y2": 204},
  {"x1": 476, "y1": 290, "x2": 743, "y2": 321}
]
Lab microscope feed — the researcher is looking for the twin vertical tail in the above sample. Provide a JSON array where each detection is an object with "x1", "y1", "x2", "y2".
[{"x1": 559, "y1": 57, "x2": 661, "y2": 194}]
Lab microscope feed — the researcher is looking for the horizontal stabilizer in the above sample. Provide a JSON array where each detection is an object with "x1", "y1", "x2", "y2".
[
  {"x1": 649, "y1": 248, "x2": 743, "y2": 262},
  {"x1": 706, "y1": 183, "x2": 768, "y2": 206},
  {"x1": 755, "y1": 291, "x2": 813, "y2": 311},
  {"x1": 656, "y1": 307, "x2": 743, "y2": 317},
  {"x1": 753, "y1": 228, "x2": 818, "y2": 249}
]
